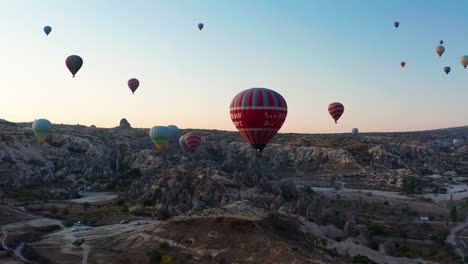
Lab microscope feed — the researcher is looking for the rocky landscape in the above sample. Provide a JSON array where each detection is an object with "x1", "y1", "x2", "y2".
[{"x1": 0, "y1": 118, "x2": 467, "y2": 264}]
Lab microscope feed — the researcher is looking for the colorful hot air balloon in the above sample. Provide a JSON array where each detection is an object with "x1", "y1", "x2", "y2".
[
  {"x1": 184, "y1": 132, "x2": 202, "y2": 152},
  {"x1": 65, "y1": 55, "x2": 83, "y2": 78},
  {"x1": 436, "y1": 46, "x2": 445, "y2": 57},
  {"x1": 444, "y1": 67, "x2": 451, "y2": 75},
  {"x1": 128, "y1": 78, "x2": 139, "y2": 94},
  {"x1": 167, "y1": 125, "x2": 179, "y2": 144},
  {"x1": 179, "y1": 134, "x2": 191, "y2": 153},
  {"x1": 394, "y1": 22, "x2": 399, "y2": 28},
  {"x1": 400, "y1": 61, "x2": 406, "y2": 68},
  {"x1": 149, "y1": 126, "x2": 170, "y2": 150},
  {"x1": 32, "y1": 119, "x2": 53, "y2": 143},
  {"x1": 230, "y1": 88, "x2": 287, "y2": 158},
  {"x1": 198, "y1": 23, "x2": 204, "y2": 31},
  {"x1": 328, "y1": 102, "x2": 344, "y2": 124},
  {"x1": 439, "y1": 40, "x2": 443, "y2": 45},
  {"x1": 460, "y1": 56, "x2": 468, "y2": 69},
  {"x1": 43, "y1": 26, "x2": 52, "y2": 36}
]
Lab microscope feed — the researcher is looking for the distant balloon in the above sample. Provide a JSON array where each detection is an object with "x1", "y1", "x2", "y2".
[
  {"x1": 435, "y1": 46, "x2": 445, "y2": 57},
  {"x1": 230, "y1": 88, "x2": 287, "y2": 158},
  {"x1": 179, "y1": 134, "x2": 190, "y2": 153},
  {"x1": 65, "y1": 55, "x2": 83, "y2": 78},
  {"x1": 453, "y1": 139, "x2": 464, "y2": 147},
  {"x1": 394, "y1": 22, "x2": 399, "y2": 28},
  {"x1": 444, "y1": 67, "x2": 451, "y2": 75},
  {"x1": 328, "y1": 102, "x2": 344, "y2": 124},
  {"x1": 32, "y1": 119, "x2": 53, "y2": 143},
  {"x1": 460, "y1": 56, "x2": 468, "y2": 69},
  {"x1": 184, "y1": 132, "x2": 202, "y2": 152},
  {"x1": 149, "y1": 126, "x2": 170, "y2": 150},
  {"x1": 400, "y1": 61, "x2": 406, "y2": 68},
  {"x1": 352, "y1": 128, "x2": 359, "y2": 136},
  {"x1": 128, "y1": 78, "x2": 139, "y2": 94},
  {"x1": 43, "y1": 26, "x2": 52, "y2": 36},
  {"x1": 439, "y1": 40, "x2": 443, "y2": 45},
  {"x1": 198, "y1": 23, "x2": 204, "y2": 31},
  {"x1": 167, "y1": 125, "x2": 179, "y2": 144}
]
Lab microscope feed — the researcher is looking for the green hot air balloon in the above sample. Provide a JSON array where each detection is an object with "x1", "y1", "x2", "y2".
[
  {"x1": 167, "y1": 125, "x2": 180, "y2": 144},
  {"x1": 32, "y1": 119, "x2": 53, "y2": 144},
  {"x1": 149, "y1": 126, "x2": 170, "y2": 149}
]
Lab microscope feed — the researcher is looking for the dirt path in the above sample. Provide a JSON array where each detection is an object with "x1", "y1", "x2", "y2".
[{"x1": 446, "y1": 216, "x2": 468, "y2": 258}]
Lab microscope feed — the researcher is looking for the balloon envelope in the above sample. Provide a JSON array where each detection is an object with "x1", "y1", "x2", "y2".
[
  {"x1": 439, "y1": 40, "x2": 443, "y2": 44},
  {"x1": 128, "y1": 78, "x2": 139, "y2": 94},
  {"x1": 65, "y1": 55, "x2": 83, "y2": 77},
  {"x1": 149, "y1": 126, "x2": 170, "y2": 149},
  {"x1": 198, "y1": 23, "x2": 204, "y2": 30},
  {"x1": 230, "y1": 87, "x2": 287, "y2": 156},
  {"x1": 328, "y1": 102, "x2": 344, "y2": 124},
  {"x1": 179, "y1": 134, "x2": 191, "y2": 153},
  {"x1": 436, "y1": 46, "x2": 445, "y2": 57},
  {"x1": 460, "y1": 56, "x2": 468, "y2": 69},
  {"x1": 184, "y1": 132, "x2": 202, "y2": 152},
  {"x1": 44, "y1": 26, "x2": 52, "y2": 36},
  {"x1": 352, "y1": 128, "x2": 359, "y2": 136},
  {"x1": 32, "y1": 119, "x2": 53, "y2": 143},
  {"x1": 394, "y1": 22, "x2": 399, "y2": 28},
  {"x1": 444, "y1": 67, "x2": 451, "y2": 74},
  {"x1": 167, "y1": 125, "x2": 179, "y2": 144},
  {"x1": 453, "y1": 139, "x2": 464, "y2": 146},
  {"x1": 400, "y1": 62, "x2": 406, "y2": 68}
]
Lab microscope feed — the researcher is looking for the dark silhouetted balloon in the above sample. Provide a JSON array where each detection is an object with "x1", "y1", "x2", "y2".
[
  {"x1": 328, "y1": 102, "x2": 344, "y2": 124},
  {"x1": 394, "y1": 22, "x2": 399, "y2": 28},
  {"x1": 400, "y1": 61, "x2": 406, "y2": 68},
  {"x1": 444, "y1": 67, "x2": 451, "y2": 74},
  {"x1": 65, "y1": 55, "x2": 83, "y2": 78},
  {"x1": 198, "y1": 23, "x2": 204, "y2": 31},
  {"x1": 128, "y1": 78, "x2": 139, "y2": 94},
  {"x1": 44, "y1": 26, "x2": 52, "y2": 36}
]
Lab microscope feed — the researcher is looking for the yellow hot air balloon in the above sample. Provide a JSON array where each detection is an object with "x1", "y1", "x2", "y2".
[
  {"x1": 435, "y1": 45, "x2": 445, "y2": 57},
  {"x1": 460, "y1": 56, "x2": 468, "y2": 69}
]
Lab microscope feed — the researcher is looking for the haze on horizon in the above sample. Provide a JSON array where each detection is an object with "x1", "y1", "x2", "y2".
[{"x1": 0, "y1": 0, "x2": 467, "y2": 133}]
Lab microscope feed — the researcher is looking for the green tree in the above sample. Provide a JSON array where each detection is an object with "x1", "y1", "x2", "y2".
[
  {"x1": 72, "y1": 239, "x2": 85, "y2": 247},
  {"x1": 147, "y1": 249, "x2": 162, "y2": 264}
]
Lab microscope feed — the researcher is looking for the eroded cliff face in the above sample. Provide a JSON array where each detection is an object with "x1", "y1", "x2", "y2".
[{"x1": 0, "y1": 122, "x2": 466, "y2": 187}]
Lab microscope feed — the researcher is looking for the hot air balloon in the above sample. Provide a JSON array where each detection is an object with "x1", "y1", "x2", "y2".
[
  {"x1": 167, "y1": 125, "x2": 179, "y2": 144},
  {"x1": 179, "y1": 134, "x2": 191, "y2": 153},
  {"x1": 400, "y1": 61, "x2": 406, "y2": 68},
  {"x1": 439, "y1": 40, "x2": 443, "y2": 45},
  {"x1": 436, "y1": 46, "x2": 445, "y2": 57},
  {"x1": 184, "y1": 132, "x2": 202, "y2": 152},
  {"x1": 43, "y1": 26, "x2": 52, "y2": 36},
  {"x1": 460, "y1": 56, "x2": 468, "y2": 69},
  {"x1": 198, "y1": 23, "x2": 204, "y2": 31},
  {"x1": 32, "y1": 119, "x2": 53, "y2": 144},
  {"x1": 328, "y1": 102, "x2": 344, "y2": 124},
  {"x1": 453, "y1": 139, "x2": 464, "y2": 147},
  {"x1": 394, "y1": 22, "x2": 399, "y2": 28},
  {"x1": 352, "y1": 128, "x2": 359, "y2": 137},
  {"x1": 128, "y1": 78, "x2": 139, "y2": 94},
  {"x1": 65, "y1": 55, "x2": 83, "y2": 78},
  {"x1": 444, "y1": 67, "x2": 451, "y2": 75},
  {"x1": 230, "y1": 87, "x2": 287, "y2": 158},
  {"x1": 149, "y1": 126, "x2": 170, "y2": 150}
]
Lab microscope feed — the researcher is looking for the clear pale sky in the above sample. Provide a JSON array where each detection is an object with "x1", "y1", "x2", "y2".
[{"x1": 0, "y1": 0, "x2": 467, "y2": 133}]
